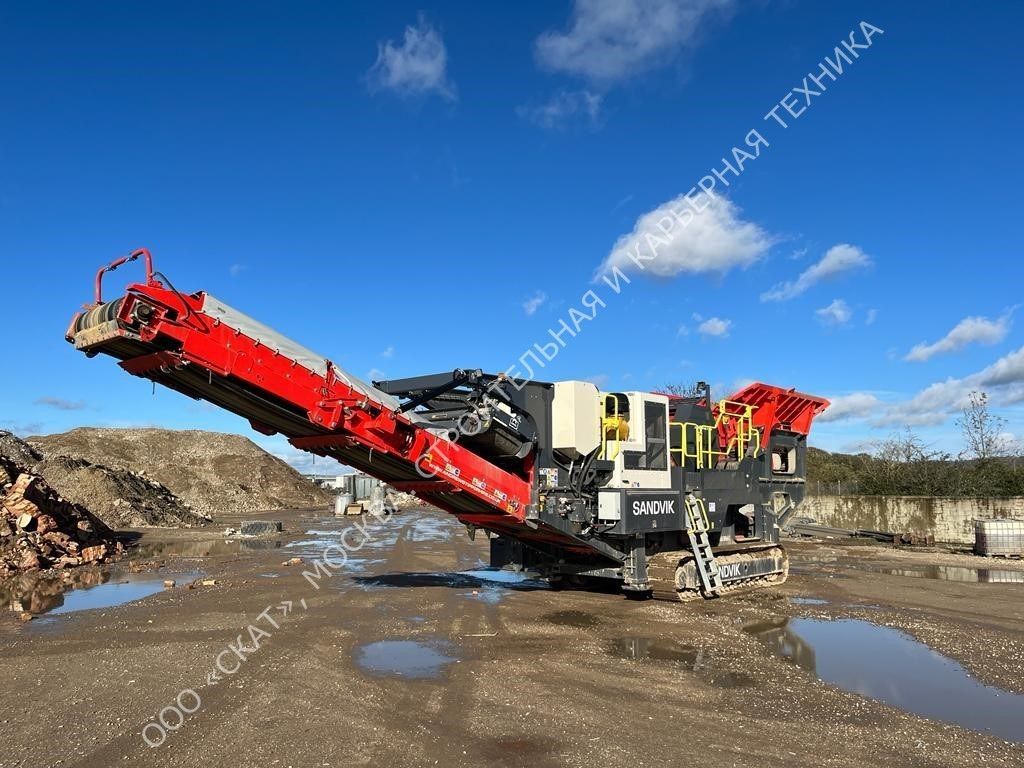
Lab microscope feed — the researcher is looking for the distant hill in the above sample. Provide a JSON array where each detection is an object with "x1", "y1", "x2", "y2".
[{"x1": 30, "y1": 428, "x2": 333, "y2": 516}]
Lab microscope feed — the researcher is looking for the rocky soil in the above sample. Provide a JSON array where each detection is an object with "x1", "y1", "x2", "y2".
[
  {"x1": 36, "y1": 455, "x2": 209, "y2": 529},
  {"x1": 31, "y1": 427, "x2": 333, "y2": 516}
]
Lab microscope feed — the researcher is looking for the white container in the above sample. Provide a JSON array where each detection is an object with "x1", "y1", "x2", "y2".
[
  {"x1": 974, "y1": 518, "x2": 1024, "y2": 557},
  {"x1": 334, "y1": 493, "x2": 354, "y2": 517}
]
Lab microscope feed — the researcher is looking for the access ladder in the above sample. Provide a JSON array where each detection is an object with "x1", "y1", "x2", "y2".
[{"x1": 685, "y1": 495, "x2": 722, "y2": 596}]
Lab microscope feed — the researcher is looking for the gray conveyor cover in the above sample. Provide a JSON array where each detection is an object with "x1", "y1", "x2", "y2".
[{"x1": 201, "y1": 294, "x2": 434, "y2": 429}]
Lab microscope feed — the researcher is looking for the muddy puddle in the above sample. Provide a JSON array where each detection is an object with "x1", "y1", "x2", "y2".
[
  {"x1": 606, "y1": 636, "x2": 753, "y2": 688},
  {"x1": 280, "y1": 516, "x2": 406, "y2": 560},
  {"x1": 1, "y1": 569, "x2": 201, "y2": 617},
  {"x1": 355, "y1": 568, "x2": 549, "y2": 601},
  {"x1": 455, "y1": 572, "x2": 548, "y2": 603},
  {"x1": 133, "y1": 538, "x2": 282, "y2": 558},
  {"x1": 354, "y1": 638, "x2": 459, "y2": 679},
  {"x1": 408, "y1": 517, "x2": 454, "y2": 542},
  {"x1": 789, "y1": 596, "x2": 828, "y2": 606},
  {"x1": 745, "y1": 617, "x2": 1024, "y2": 743},
  {"x1": 458, "y1": 568, "x2": 548, "y2": 587},
  {"x1": 878, "y1": 564, "x2": 1024, "y2": 584}
]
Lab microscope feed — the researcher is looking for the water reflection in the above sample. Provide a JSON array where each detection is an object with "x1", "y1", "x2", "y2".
[
  {"x1": 880, "y1": 565, "x2": 1024, "y2": 584},
  {"x1": 745, "y1": 617, "x2": 1024, "y2": 743}
]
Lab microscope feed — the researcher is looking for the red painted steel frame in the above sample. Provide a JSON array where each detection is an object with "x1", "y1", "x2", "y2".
[
  {"x1": 93, "y1": 248, "x2": 157, "y2": 305},
  {"x1": 93, "y1": 281, "x2": 533, "y2": 530},
  {"x1": 723, "y1": 382, "x2": 830, "y2": 443}
]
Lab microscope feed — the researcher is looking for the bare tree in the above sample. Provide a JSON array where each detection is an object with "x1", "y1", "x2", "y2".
[
  {"x1": 872, "y1": 427, "x2": 931, "y2": 464},
  {"x1": 956, "y1": 391, "x2": 1012, "y2": 460},
  {"x1": 865, "y1": 427, "x2": 956, "y2": 496},
  {"x1": 662, "y1": 381, "x2": 704, "y2": 398}
]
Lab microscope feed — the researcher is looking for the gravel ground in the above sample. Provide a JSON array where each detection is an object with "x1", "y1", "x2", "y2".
[{"x1": 0, "y1": 510, "x2": 1022, "y2": 768}]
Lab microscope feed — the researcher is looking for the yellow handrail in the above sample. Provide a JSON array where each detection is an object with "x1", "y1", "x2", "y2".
[
  {"x1": 672, "y1": 403, "x2": 762, "y2": 470},
  {"x1": 714, "y1": 399, "x2": 761, "y2": 460},
  {"x1": 599, "y1": 394, "x2": 624, "y2": 460},
  {"x1": 669, "y1": 421, "x2": 685, "y2": 465},
  {"x1": 672, "y1": 420, "x2": 716, "y2": 469}
]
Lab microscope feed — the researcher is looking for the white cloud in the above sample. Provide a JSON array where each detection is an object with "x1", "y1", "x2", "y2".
[
  {"x1": 979, "y1": 345, "x2": 1024, "y2": 387},
  {"x1": 761, "y1": 244, "x2": 872, "y2": 302},
  {"x1": 367, "y1": 16, "x2": 455, "y2": 100},
  {"x1": 818, "y1": 392, "x2": 881, "y2": 423},
  {"x1": 535, "y1": 0, "x2": 734, "y2": 84},
  {"x1": 229, "y1": 263, "x2": 246, "y2": 277},
  {"x1": 866, "y1": 308, "x2": 878, "y2": 326},
  {"x1": 904, "y1": 313, "x2": 1012, "y2": 362},
  {"x1": 997, "y1": 431, "x2": 1021, "y2": 453},
  {"x1": 366, "y1": 368, "x2": 386, "y2": 382},
  {"x1": 597, "y1": 191, "x2": 773, "y2": 279},
  {"x1": 873, "y1": 344, "x2": 1024, "y2": 427},
  {"x1": 815, "y1": 298, "x2": 852, "y2": 326},
  {"x1": 873, "y1": 378, "x2": 974, "y2": 427},
  {"x1": 522, "y1": 291, "x2": 547, "y2": 316},
  {"x1": 381, "y1": 345, "x2": 395, "y2": 359},
  {"x1": 697, "y1": 316, "x2": 730, "y2": 338},
  {"x1": 518, "y1": 90, "x2": 602, "y2": 129}
]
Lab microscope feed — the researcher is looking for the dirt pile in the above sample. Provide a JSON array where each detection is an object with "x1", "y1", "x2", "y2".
[
  {"x1": 0, "y1": 445, "x2": 121, "y2": 576},
  {"x1": 36, "y1": 455, "x2": 209, "y2": 529},
  {"x1": 0, "y1": 431, "x2": 42, "y2": 467},
  {"x1": 30, "y1": 428, "x2": 334, "y2": 516},
  {"x1": 1, "y1": 429, "x2": 204, "y2": 530}
]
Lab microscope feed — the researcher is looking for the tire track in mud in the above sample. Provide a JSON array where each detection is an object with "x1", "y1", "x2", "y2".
[{"x1": 361, "y1": 512, "x2": 517, "y2": 763}]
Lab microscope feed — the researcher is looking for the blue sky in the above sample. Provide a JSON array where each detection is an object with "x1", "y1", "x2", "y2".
[{"x1": 2, "y1": 1, "x2": 1022, "y2": 470}]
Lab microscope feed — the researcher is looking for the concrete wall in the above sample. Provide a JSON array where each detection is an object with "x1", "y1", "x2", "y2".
[{"x1": 797, "y1": 495, "x2": 1024, "y2": 545}]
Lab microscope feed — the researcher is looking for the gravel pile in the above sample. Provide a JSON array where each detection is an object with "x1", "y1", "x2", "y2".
[
  {"x1": 36, "y1": 455, "x2": 209, "y2": 529},
  {"x1": 1, "y1": 430, "x2": 203, "y2": 531},
  {"x1": 30, "y1": 428, "x2": 333, "y2": 516}
]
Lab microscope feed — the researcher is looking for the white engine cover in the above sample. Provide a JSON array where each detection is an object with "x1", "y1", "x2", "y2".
[{"x1": 552, "y1": 380, "x2": 600, "y2": 460}]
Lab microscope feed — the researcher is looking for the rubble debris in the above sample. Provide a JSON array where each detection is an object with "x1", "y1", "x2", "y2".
[
  {"x1": 238, "y1": 520, "x2": 283, "y2": 536},
  {"x1": 387, "y1": 490, "x2": 422, "y2": 510},
  {"x1": 163, "y1": 580, "x2": 176, "y2": 589},
  {"x1": 30, "y1": 427, "x2": 334, "y2": 516},
  {"x1": 282, "y1": 557, "x2": 303, "y2": 566},
  {"x1": 0, "y1": 452, "x2": 121, "y2": 576}
]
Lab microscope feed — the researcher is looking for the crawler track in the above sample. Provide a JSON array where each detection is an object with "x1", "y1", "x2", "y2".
[{"x1": 646, "y1": 545, "x2": 789, "y2": 602}]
